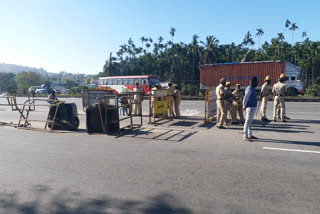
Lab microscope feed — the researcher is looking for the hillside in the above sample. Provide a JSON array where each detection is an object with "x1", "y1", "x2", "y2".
[{"x1": 0, "y1": 63, "x2": 47, "y2": 76}]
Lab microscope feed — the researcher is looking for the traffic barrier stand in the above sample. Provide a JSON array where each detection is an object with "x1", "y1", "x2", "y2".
[
  {"x1": 17, "y1": 98, "x2": 64, "y2": 131},
  {"x1": 148, "y1": 89, "x2": 172, "y2": 125},
  {"x1": 83, "y1": 90, "x2": 143, "y2": 136},
  {"x1": 204, "y1": 89, "x2": 217, "y2": 123}
]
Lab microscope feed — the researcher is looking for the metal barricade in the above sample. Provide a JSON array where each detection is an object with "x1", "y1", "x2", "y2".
[
  {"x1": 83, "y1": 91, "x2": 143, "y2": 136},
  {"x1": 148, "y1": 89, "x2": 172, "y2": 124},
  {"x1": 17, "y1": 98, "x2": 65, "y2": 131},
  {"x1": 82, "y1": 89, "x2": 113, "y2": 112},
  {"x1": 204, "y1": 89, "x2": 217, "y2": 123}
]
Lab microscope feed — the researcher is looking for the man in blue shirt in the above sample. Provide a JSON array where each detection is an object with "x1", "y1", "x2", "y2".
[{"x1": 243, "y1": 76, "x2": 258, "y2": 141}]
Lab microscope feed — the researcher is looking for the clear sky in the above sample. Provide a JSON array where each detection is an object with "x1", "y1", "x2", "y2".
[{"x1": 0, "y1": 0, "x2": 319, "y2": 75}]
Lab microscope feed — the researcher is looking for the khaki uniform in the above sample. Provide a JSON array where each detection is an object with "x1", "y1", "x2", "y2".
[
  {"x1": 224, "y1": 89, "x2": 233, "y2": 125},
  {"x1": 272, "y1": 82, "x2": 286, "y2": 120},
  {"x1": 166, "y1": 86, "x2": 175, "y2": 116},
  {"x1": 174, "y1": 89, "x2": 181, "y2": 118},
  {"x1": 232, "y1": 89, "x2": 245, "y2": 123},
  {"x1": 133, "y1": 87, "x2": 144, "y2": 115},
  {"x1": 216, "y1": 83, "x2": 226, "y2": 127},
  {"x1": 260, "y1": 82, "x2": 270, "y2": 119}
]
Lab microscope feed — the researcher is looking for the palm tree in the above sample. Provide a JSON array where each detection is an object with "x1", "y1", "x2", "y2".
[
  {"x1": 190, "y1": 34, "x2": 199, "y2": 81},
  {"x1": 242, "y1": 31, "x2": 255, "y2": 48},
  {"x1": 170, "y1": 27, "x2": 176, "y2": 43},
  {"x1": 289, "y1": 23, "x2": 298, "y2": 46},
  {"x1": 284, "y1": 19, "x2": 291, "y2": 37},
  {"x1": 170, "y1": 27, "x2": 176, "y2": 75},
  {"x1": 200, "y1": 35, "x2": 219, "y2": 64},
  {"x1": 255, "y1": 28, "x2": 264, "y2": 50},
  {"x1": 277, "y1": 33, "x2": 285, "y2": 59},
  {"x1": 103, "y1": 52, "x2": 117, "y2": 76},
  {"x1": 302, "y1": 32, "x2": 307, "y2": 39}
]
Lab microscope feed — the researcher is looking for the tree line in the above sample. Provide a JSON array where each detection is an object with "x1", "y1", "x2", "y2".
[{"x1": 100, "y1": 19, "x2": 320, "y2": 94}]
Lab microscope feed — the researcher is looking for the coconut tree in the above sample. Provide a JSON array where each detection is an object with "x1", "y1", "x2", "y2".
[
  {"x1": 170, "y1": 27, "x2": 176, "y2": 43},
  {"x1": 103, "y1": 52, "x2": 117, "y2": 76},
  {"x1": 169, "y1": 27, "x2": 176, "y2": 75},
  {"x1": 278, "y1": 33, "x2": 285, "y2": 59},
  {"x1": 289, "y1": 23, "x2": 298, "y2": 46},
  {"x1": 255, "y1": 28, "x2": 264, "y2": 50},
  {"x1": 284, "y1": 19, "x2": 291, "y2": 38},
  {"x1": 190, "y1": 34, "x2": 200, "y2": 81},
  {"x1": 302, "y1": 32, "x2": 307, "y2": 40},
  {"x1": 200, "y1": 35, "x2": 219, "y2": 64}
]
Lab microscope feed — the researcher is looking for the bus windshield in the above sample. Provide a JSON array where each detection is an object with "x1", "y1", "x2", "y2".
[{"x1": 149, "y1": 77, "x2": 160, "y2": 87}]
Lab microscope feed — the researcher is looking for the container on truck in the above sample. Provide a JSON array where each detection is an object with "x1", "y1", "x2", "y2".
[{"x1": 200, "y1": 61, "x2": 304, "y2": 94}]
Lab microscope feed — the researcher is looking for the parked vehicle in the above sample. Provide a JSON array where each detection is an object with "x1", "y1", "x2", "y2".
[
  {"x1": 35, "y1": 88, "x2": 47, "y2": 94},
  {"x1": 98, "y1": 75, "x2": 160, "y2": 95},
  {"x1": 200, "y1": 61, "x2": 304, "y2": 94}
]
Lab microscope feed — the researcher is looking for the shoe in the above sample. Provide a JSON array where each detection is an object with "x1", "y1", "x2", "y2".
[
  {"x1": 262, "y1": 118, "x2": 269, "y2": 122},
  {"x1": 249, "y1": 136, "x2": 259, "y2": 139},
  {"x1": 285, "y1": 116, "x2": 290, "y2": 120},
  {"x1": 282, "y1": 120, "x2": 287, "y2": 123},
  {"x1": 273, "y1": 119, "x2": 277, "y2": 122},
  {"x1": 218, "y1": 126, "x2": 226, "y2": 129},
  {"x1": 243, "y1": 137, "x2": 252, "y2": 141},
  {"x1": 231, "y1": 122, "x2": 239, "y2": 125}
]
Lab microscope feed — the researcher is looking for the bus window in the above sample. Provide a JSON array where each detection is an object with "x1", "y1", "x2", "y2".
[
  {"x1": 291, "y1": 76, "x2": 296, "y2": 81},
  {"x1": 112, "y1": 79, "x2": 117, "y2": 85},
  {"x1": 123, "y1": 78, "x2": 129, "y2": 85},
  {"x1": 129, "y1": 79, "x2": 134, "y2": 85},
  {"x1": 106, "y1": 79, "x2": 111, "y2": 85},
  {"x1": 134, "y1": 79, "x2": 139, "y2": 85},
  {"x1": 148, "y1": 77, "x2": 160, "y2": 87},
  {"x1": 118, "y1": 79, "x2": 123, "y2": 85},
  {"x1": 142, "y1": 79, "x2": 147, "y2": 86}
]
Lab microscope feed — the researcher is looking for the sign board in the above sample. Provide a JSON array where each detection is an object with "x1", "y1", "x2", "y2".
[
  {"x1": 208, "y1": 90, "x2": 217, "y2": 118},
  {"x1": 82, "y1": 89, "x2": 113, "y2": 111},
  {"x1": 154, "y1": 100, "x2": 167, "y2": 116}
]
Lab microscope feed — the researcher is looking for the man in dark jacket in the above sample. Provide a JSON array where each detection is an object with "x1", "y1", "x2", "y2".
[{"x1": 243, "y1": 76, "x2": 258, "y2": 141}]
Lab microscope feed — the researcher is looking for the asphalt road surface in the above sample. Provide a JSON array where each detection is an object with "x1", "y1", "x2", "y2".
[{"x1": 0, "y1": 97, "x2": 319, "y2": 214}]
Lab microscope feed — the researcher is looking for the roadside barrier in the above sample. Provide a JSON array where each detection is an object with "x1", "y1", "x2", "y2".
[
  {"x1": 17, "y1": 98, "x2": 65, "y2": 131},
  {"x1": 148, "y1": 89, "x2": 172, "y2": 124},
  {"x1": 204, "y1": 89, "x2": 217, "y2": 123},
  {"x1": 82, "y1": 89, "x2": 143, "y2": 136}
]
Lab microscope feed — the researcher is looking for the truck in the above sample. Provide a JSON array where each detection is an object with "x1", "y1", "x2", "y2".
[{"x1": 200, "y1": 61, "x2": 304, "y2": 94}]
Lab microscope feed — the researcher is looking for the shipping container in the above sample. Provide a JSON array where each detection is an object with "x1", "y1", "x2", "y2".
[{"x1": 200, "y1": 61, "x2": 304, "y2": 93}]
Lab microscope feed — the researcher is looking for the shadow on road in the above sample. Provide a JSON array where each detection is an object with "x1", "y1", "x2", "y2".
[{"x1": 0, "y1": 185, "x2": 193, "y2": 214}]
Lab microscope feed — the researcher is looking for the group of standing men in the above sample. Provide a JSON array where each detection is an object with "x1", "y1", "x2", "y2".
[
  {"x1": 215, "y1": 74, "x2": 289, "y2": 140},
  {"x1": 131, "y1": 81, "x2": 181, "y2": 118},
  {"x1": 151, "y1": 82, "x2": 181, "y2": 118}
]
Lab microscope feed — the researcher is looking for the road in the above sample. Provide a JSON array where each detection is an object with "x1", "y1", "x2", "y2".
[{"x1": 0, "y1": 97, "x2": 319, "y2": 213}]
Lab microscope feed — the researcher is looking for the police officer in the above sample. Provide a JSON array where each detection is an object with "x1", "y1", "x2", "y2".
[
  {"x1": 150, "y1": 83, "x2": 161, "y2": 116},
  {"x1": 173, "y1": 84, "x2": 181, "y2": 118},
  {"x1": 260, "y1": 75, "x2": 271, "y2": 121},
  {"x1": 133, "y1": 81, "x2": 144, "y2": 115},
  {"x1": 216, "y1": 78, "x2": 226, "y2": 129},
  {"x1": 166, "y1": 81, "x2": 175, "y2": 117},
  {"x1": 224, "y1": 81, "x2": 233, "y2": 125},
  {"x1": 232, "y1": 84, "x2": 245, "y2": 124},
  {"x1": 272, "y1": 74, "x2": 287, "y2": 122}
]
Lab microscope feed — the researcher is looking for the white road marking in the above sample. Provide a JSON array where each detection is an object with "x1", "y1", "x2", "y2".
[
  {"x1": 181, "y1": 109, "x2": 201, "y2": 116},
  {"x1": 287, "y1": 112, "x2": 320, "y2": 114},
  {"x1": 263, "y1": 147, "x2": 320, "y2": 154}
]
